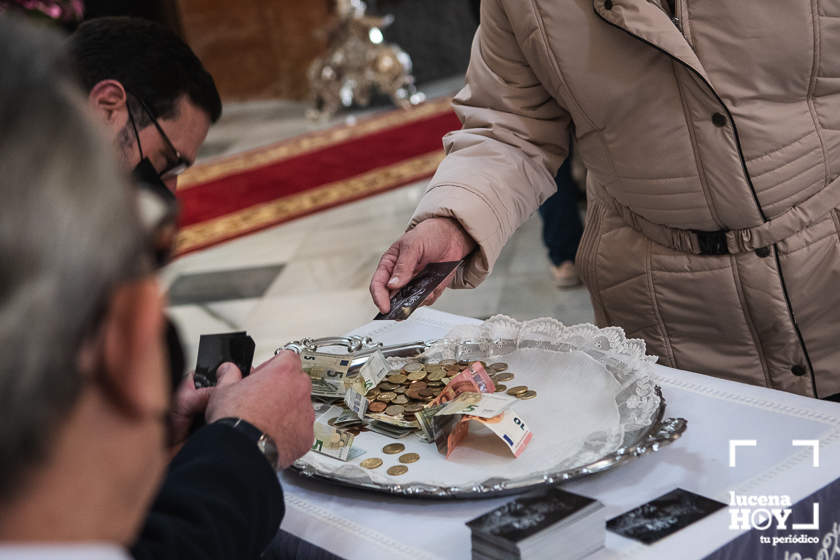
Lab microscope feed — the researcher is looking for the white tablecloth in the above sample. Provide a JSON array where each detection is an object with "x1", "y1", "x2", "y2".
[{"x1": 278, "y1": 308, "x2": 840, "y2": 560}]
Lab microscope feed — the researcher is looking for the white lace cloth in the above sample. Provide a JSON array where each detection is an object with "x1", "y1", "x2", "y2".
[{"x1": 280, "y1": 308, "x2": 840, "y2": 560}]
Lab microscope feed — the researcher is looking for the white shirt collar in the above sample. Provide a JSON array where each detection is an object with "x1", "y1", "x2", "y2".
[{"x1": 0, "y1": 543, "x2": 129, "y2": 559}]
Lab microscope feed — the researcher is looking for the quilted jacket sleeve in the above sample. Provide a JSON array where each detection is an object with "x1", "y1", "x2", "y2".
[{"x1": 410, "y1": 0, "x2": 572, "y2": 288}]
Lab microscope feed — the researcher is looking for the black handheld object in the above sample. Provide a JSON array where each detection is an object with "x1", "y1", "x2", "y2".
[
  {"x1": 193, "y1": 331, "x2": 256, "y2": 389},
  {"x1": 374, "y1": 260, "x2": 463, "y2": 321}
]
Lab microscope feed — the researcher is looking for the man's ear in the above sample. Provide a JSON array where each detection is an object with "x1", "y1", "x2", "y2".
[
  {"x1": 98, "y1": 277, "x2": 169, "y2": 418},
  {"x1": 88, "y1": 79, "x2": 129, "y2": 128}
]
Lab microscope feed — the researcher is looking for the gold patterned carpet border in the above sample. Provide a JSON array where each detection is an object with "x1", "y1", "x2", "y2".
[
  {"x1": 175, "y1": 150, "x2": 444, "y2": 256},
  {"x1": 177, "y1": 98, "x2": 453, "y2": 190}
]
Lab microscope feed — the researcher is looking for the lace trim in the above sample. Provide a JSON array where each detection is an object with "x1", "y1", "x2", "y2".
[{"x1": 419, "y1": 315, "x2": 661, "y2": 431}]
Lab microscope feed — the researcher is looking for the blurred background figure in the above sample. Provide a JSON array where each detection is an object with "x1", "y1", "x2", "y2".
[{"x1": 539, "y1": 142, "x2": 585, "y2": 289}]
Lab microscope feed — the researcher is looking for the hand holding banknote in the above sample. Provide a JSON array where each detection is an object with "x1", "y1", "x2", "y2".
[{"x1": 370, "y1": 217, "x2": 476, "y2": 314}]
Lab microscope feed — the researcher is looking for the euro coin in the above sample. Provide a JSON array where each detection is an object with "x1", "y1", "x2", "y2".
[
  {"x1": 403, "y1": 362, "x2": 424, "y2": 373},
  {"x1": 494, "y1": 372, "x2": 514, "y2": 383},
  {"x1": 378, "y1": 382, "x2": 397, "y2": 391},
  {"x1": 387, "y1": 465, "x2": 408, "y2": 476},
  {"x1": 408, "y1": 381, "x2": 427, "y2": 391},
  {"x1": 376, "y1": 391, "x2": 396, "y2": 403},
  {"x1": 518, "y1": 390, "x2": 537, "y2": 400},
  {"x1": 385, "y1": 404, "x2": 405, "y2": 416},
  {"x1": 399, "y1": 452, "x2": 420, "y2": 464},
  {"x1": 426, "y1": 370, "x2": 445, "y2": 382},
  {"x1": 506, "y1": 385, "x2": 528, "y2": 396},
  {"x1": 494, "y1": 384, "x2": 507, "y2": 392},
  {"x1": 393, "y1": 385, "x2": 406, "y2": 394},
  {"x1": 489, "y1": 362, "x2": 508, "y2": 372},
  {"x1": 407, "y1": 370, "x2": 427, "y2": 381},
  {"x1": 360, "y1": 458, "x2": 382, "y2": 469},
  {"x1": 369, "y1": 401, "x2": 387, "y2": 413},
  {"x1": 382, "y1": 443, "x2": 405, "y2": 454},
  {"x1": 404, "y1": 403, "x2": 425, "y2": 413},
  {"x1": 393, "y1": 394, "x2": 409, "y2": 405},
  {"x1": 387, "y1": 374, "x2": 408, "y2": 384}
]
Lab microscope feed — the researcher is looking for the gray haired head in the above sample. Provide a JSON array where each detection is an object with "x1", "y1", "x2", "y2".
[{"x1": 0, "y1": 16, "x2": 146, "y2": 502}]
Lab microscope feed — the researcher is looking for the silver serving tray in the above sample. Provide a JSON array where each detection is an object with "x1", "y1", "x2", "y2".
[{"x1": 288, "y1": 329, "x2": 687, "y2": 499}]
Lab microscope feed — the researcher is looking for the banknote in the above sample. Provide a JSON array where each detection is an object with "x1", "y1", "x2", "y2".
[
  {"x1": 415, "y1": 403, "x2": 445, "y2": 441},
  {"x1": 367, "y1": 420, "x2": 417, "y2": 439},
  {"x1": 466, "y1": 409, "x2": 533, "y2": 458},
  {"x1": 311, "y1": 405, "x2": 356, "y2": 461},
  {"x1": 357, "y1": 350, "x2": 389, "y2": 393},
  {"x1": 302, "y1": 352, "x2": 353, "y2": 397},
  {"x1": 428, "y1": 374, "x2": 480, "y2": 408},
  {"x1": 365, "y1": 412, "x2": 419, "y2": 429},
  {"x1": 461, "y1": 362, "x2": 496, "y2": 394},
  {"x1": 343, "y1": 386, "x2": 368, "y2": 418},
  {"x1": 435, "y1": 391, "x2": 517, "y2": 418}
]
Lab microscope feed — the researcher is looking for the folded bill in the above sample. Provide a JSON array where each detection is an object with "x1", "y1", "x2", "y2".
[
  {"x1": 466, "y1": 409, "x2": 533, "y2": 458},
  {"x1": 435, "y1": 391, "x2": 517, "y2": 418},
  {"x1": 303, "y1": 353, "x2": 353, "y2": 398},
  {"x1": 312, "y1": 405, "x2": 356, "y2": 461}
]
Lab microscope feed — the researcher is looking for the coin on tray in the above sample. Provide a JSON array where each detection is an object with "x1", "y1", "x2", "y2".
[
  {"x1": 518, "y1": 390, "x2": 537, "y2": 400},
  {"x1": 506, "y1": 385, "x2": 528, "y2": 396},
  {"x1": 489, "y1": 362, "x2": 508, "y2": 372},
  {"x1": 494, "y1": 372, "x2": 515, "y2": 383},
  {"x1": 369, "y1": 401, "x2": 387, "y2": 413},
  {"x1": 383, "y1": 443, "x2": 405, "y2": 454},
  {"x1": 407, "y1": 370, "x2": 427, "y2": 381},
  {"x1": 360, "y1": 458, "x2": 383, "y2": 469},
  {"x1": 377, "y1": 391, "x2": 397, "y2": 403},
  {"x1": 403, "y1": 362, "x2": 424, "y2": 373},
  {"x1": 385, "y1": 404, "x2": 405, "y2": 416},
  {"x1": 494, "y1": 384, "x2": 507, "y2": 393},
  {"x1": 426, "y1": 370, "x2": 445, "y2": 382},
  {"x1": 387, "y1": 465, "x2": 408, "y2": 476},
  {"x1": 399, "y1": 452, "x2": 420, "y2": 464}
]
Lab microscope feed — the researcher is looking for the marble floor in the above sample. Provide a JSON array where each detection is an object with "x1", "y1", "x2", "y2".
[{"x1": 163, "y1": 78, "x2": 594, "y2": 367}]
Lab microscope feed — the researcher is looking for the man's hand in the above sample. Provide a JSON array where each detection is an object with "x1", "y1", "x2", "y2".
[
  {"x1": 205, "y1": 351, "x2": 314, "y2": 469},
  {"x1": 167, "y1": 371, "x2": 211, "y2": 451},
  {"x1": 370, "y1": 217, "x2": 476, "y2": 314}
]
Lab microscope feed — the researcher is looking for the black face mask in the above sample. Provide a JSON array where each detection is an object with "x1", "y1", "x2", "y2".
[
  {"x1": 132, "y1": 158, "x2": 179, "y2": 267},
  {"x1": 132, "y1": 157, "x2": 174, "y2": 202}
]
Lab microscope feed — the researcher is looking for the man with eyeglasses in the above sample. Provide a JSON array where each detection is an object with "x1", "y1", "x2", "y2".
[{"x1": 66, "y1": 17, "x2": 328, "y2": 560}]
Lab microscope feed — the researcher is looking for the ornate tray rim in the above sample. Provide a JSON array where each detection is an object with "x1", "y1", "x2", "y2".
[{"x1": 292, "y1": 385, "x2": 686, "y2": 499}]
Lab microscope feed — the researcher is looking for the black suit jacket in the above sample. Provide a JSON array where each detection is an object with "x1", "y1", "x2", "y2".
[{"x1": 131, "y1": 422, "x2": 285, "y2": 560}]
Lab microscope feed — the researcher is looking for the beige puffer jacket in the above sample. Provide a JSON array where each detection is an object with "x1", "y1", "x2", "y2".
[{"x1": 411, "y1": 0, "x2": 840, "y2": 398}]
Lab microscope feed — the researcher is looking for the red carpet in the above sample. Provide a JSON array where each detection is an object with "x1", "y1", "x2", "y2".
[{"x1": 174, "y1": 98, "x2": 459, "y2": 256}]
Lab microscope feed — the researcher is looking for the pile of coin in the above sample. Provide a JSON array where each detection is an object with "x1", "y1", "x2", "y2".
[{"x1": 365, "y1": 359, "x2": 536, "y2": 423}]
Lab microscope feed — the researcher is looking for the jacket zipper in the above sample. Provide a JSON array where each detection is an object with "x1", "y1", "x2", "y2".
[{"x1": 593, "y1": 5, "x2": 818, "y2": 396}]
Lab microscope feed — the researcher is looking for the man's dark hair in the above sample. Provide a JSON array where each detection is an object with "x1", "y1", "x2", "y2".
[{"x1": 69, "y1": 16, "x2": 222, "y2": 124}]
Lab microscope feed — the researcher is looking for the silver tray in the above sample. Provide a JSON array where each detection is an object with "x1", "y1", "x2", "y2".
[{"x1": 289, "y1": 317, "x2": 687, "y2": 499}]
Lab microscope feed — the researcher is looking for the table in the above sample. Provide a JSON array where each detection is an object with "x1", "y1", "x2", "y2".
[{"x1": 278, "y1": 308, "x2": 840, "y2": 559}]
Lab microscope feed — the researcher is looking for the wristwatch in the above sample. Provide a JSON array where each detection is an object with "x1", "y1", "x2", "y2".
[{"x1": 215, "y1": 417, "x2": 280, "y2": 471}]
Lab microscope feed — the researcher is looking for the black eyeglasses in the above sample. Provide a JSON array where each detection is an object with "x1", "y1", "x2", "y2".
[{"x1": 127, "y1": 93, "x2": 192, "y2": 179}]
